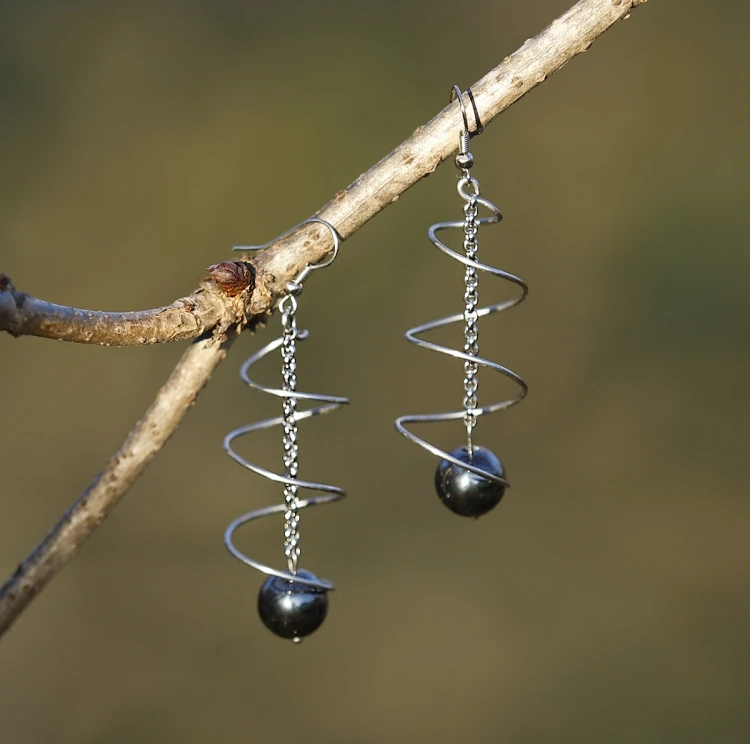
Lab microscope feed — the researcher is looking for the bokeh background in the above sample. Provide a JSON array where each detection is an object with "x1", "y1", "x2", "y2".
[{"x1": 2, "y1": 1, "x2": 749, "y2": 742}]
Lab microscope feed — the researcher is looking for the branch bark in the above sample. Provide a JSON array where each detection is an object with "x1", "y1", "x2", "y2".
[
  {"x1": 0, "y1": 0, "x2": 649, "y2": 638},
  {"x1": 0, "y1": 262, "x2": 255, "y2": 345},
  {"x1": 1, "y1": 0, "x2": 648, "y2": 347},
  {"x1": 0, "y1": 329, "x2": 238, "y2": 636}
]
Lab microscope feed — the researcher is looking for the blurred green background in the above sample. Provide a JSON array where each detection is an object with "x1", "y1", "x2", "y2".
[{"x1": 2, "y1": 1, "x2": 749, "y2": 742}]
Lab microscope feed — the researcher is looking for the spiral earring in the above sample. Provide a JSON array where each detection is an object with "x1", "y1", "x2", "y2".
[
  {"x1": 224, "y1": 218, "x2": 348, "y2": 643},
  {"x1": 395, "y1": 86, "x2": 528, "y2": 518}
]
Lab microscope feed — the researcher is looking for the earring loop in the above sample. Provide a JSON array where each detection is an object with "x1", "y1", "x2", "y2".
[
  {"x1": 233, "y1": 217, "x2": 341, "y2": 274},
  {"x1": 450, "y1": 85, "x2": 484, "y2": 137}
]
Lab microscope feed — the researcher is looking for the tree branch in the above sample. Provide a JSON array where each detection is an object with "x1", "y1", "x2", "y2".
[
  {"x1": 0, "y1": 262, "x2": 255, "y2": 345},
  {"x1": 1, "y1": 0, "x2": 648, "y2": 347},
  {"x1": 0, "y1": 0, "x2": 649, "y2": 639},
  {"x1": 0, "y1": 328, "x2": 239, "y2": 636}
]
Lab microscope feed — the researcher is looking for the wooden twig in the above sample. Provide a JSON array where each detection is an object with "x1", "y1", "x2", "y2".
[
  {"x1": 0, "y1": 262, "x2": 255, "y2": 345},
  {"x1": 0, "y1": 328, "x2": 239, "y2": 636},
  {"x1": 0, "y1": 0, "x2": 649, "y2": 639},
  {"x1": 1, "y1": 0, "x2": 648, "y2": 348}
]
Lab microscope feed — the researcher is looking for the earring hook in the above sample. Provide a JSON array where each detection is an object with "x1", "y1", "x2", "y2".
[
  {"x1": 450, "y1": 85, "x2": 484, "y2": 138},
  {"x1": 233, "y1": 217, "x2": 341, "y2": 294}
]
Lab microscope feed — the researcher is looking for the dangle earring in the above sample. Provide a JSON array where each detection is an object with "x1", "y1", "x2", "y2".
[
  {"x1": 224, "y1": 218, "x2": 348, "y2": 643},
  {"x1": 395, "y1": 86, "x2": 528, "y2": 518}
]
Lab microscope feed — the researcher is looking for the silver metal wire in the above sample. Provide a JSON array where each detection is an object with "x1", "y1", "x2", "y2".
[
  {"x1": 224, "y1": 219, "x2": 348, "y2": 591},
  {"x1": 394, "y1": 86, "x2": 527, "y2": 488}
]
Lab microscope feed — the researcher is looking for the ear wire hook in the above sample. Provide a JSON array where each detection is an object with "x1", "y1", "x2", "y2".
[
  {"x1": 450, "y1": 85, "x2": 484, "y2": 138},
  {"x1": 233, "y1": 217, "x2": 341, "y2": 298}
]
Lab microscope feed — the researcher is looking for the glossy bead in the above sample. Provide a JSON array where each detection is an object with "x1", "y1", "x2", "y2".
[
  {"x1": 455, "y1": 152, "x2": 474, "y2": 170},
  {"x1": 257, "y1": 569, "x2": 329, "y2": 641},
  {"x1": 435, "y1": 445, "x2": 506, "y2": 518}
]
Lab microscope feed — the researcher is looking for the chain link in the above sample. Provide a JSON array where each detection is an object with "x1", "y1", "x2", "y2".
[
  {"x1": 280, "y1": 306, "x2": 300, "y2": 574},
  {"x1": 462, "y1": 191, "x2": 480, "y2": 447}
]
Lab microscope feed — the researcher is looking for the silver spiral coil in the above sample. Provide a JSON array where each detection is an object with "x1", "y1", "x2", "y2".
[
  {"x1": 224, "y1": 218, "x2": 347, "y2": 593},
  {"x1": 394, "y1": 174, "x2": 528, "y2": 488}
]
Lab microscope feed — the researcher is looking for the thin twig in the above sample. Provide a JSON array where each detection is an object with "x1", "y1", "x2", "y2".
[
  {"x1": 0, "y1": 328, "x2": 240, "y2": 635},
  {"x1": 1, "y1": 0, "x2": 648, "y2": 347},
  {"x1": 0, "y1": 262, "x2": 255, "y2": 345},
  {"x1": 0, "y1": 0, "x2": 649, "y2": 638}
]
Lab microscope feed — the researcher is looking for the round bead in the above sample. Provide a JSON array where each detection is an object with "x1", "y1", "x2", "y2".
[
  {"x1": 455, "y1": 152, "x2": 474, "y2": 170},
  {"x1": 434, "y1": 445, "x2": 506, "y2": 518},
  {"x1": 257, "y1": 569, "x2": 329, "y2": 641}
]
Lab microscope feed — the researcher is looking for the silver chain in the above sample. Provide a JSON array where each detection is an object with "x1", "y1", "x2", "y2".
[
  {"x1": 462, "y1": 185, "x2": 481, "y2": 450},
  {"x1": 229, "y1": 218, "x2": 342, "y2": 581},
  {"x1": 280, "y1": 298, "x2": 300, "y2": 574}
]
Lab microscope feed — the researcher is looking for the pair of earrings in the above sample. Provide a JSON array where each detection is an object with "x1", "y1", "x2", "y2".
[{"x1": 224, "y1": 86, "x2": 527, "y2": 643}]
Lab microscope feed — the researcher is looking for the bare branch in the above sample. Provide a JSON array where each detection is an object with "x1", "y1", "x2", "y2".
[
  {"x1": 0, "y1": 0, "x2": 649, "y2": 638},
  {"x1": 0, "y1": 263, "x2": 254, "y2": 345},
  {"x1": 1, "y1": 0, "x2": 648, "y2": 347},
  {"x1": 0, "y1": 327, "x2": 240, "y2": 635},
  {"x1": 250, "y1": 0, "x2": 650, "y2": 300}
]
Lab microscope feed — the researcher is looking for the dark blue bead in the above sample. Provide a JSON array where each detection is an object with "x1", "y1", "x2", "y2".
[
  {"x1": 257, "y1": 569, "x2": 329, "y2": 641},
  {"x1": 435, "y1": 445, "x2": 506, "y2": 517}
]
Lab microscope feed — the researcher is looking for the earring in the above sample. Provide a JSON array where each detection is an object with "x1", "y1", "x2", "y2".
[
  {"x1": 224, "y1": 218, "x2": 348, "y2": 643},
  {"x1": 395, "y1": 86, "x2": 528, "y2": 518}
]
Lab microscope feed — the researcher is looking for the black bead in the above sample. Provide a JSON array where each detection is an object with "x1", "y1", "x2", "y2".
[
  {"x1": 434, "y1": 445, "x2": 506, "y2": 518},
  {"x1": 257, "y1": 569, "x2": 329, "y2": 642}
]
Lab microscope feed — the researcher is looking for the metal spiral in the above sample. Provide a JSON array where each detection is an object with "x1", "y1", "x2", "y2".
[
  {"x1": 224, "y1": 219, "x2": 347, "y2": 603},
  {"x1": 395, "y1": 88, "x2": 528, "y2": 496},
  {"x1": 223, "y1": 333, "x2": 348, "y2": 590}
]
